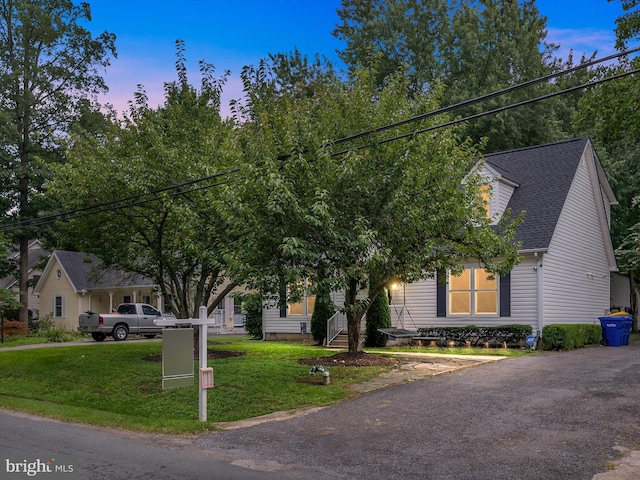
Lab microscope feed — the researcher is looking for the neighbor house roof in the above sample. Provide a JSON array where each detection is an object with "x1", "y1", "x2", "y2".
[
  {"x1": 0, "y1": 240, "x2": 49, "y2": 289},
  {"x1": 485, "y1": 137, "x2": 615, "y2": 252},
  {"x1": 34, "y1": 250, "x2": 156, "y2": 293}
]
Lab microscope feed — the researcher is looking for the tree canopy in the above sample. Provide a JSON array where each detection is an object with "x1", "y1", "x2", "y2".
[
  {"x1": 47, "y1": 42, "x2": 241, "y2": 318},
  {"x1": 0, "y1": 0, "x2": 115, "y2": 323},
  {"x1": 226, "y1": 54, "x2": 521, "y2": 351},
  {"x1": 334, "y1": 0, "x2": 588, "y2": 152}
]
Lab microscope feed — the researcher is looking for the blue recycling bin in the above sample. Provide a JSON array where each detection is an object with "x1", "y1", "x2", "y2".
[{"x1": 599, "y1": 316, "x2": 628, "y2": 347}]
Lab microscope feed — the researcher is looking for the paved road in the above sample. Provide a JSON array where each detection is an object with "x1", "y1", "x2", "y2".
[{"x1": 2, "y1": 345, "x2": 640, "y2": 479}]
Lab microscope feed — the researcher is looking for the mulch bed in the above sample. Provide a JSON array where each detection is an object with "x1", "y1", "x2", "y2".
[{"x1": 298, "y1": 352, "x2": 398, "y2": 367}]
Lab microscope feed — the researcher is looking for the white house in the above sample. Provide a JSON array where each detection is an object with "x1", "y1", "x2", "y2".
[{"x1": 262, "y1": 138, "x2": 618, "y2": 341}]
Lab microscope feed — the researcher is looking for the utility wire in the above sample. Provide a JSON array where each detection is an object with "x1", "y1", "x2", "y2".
[
  {"x1": 0, "y1": 169, "x2": 241, "y2": 232},
  {"x1": 298, "y1": 46, "x2": 640, "y2": 153},
  {"x1": 330, "y1": 67, "x2": 640, "y2": 157},
  {"x1": 1, "y1": 49, "x2": 638, "y2": 233}
]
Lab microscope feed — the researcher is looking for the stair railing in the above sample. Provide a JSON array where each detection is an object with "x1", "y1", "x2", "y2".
[
  {"x1": 326, "y1": 311, "x2": 347, "y2": 346},
  {"x1": 326, "y1": 312, "x2": 368, "y2": 346}
]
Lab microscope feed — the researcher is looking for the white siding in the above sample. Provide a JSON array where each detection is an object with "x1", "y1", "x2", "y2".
[
  {"x1": 494, "y1": 181, "x2": 515, "y2": 224},
  {"x1": 475, "y1": 163, "x2": 516, "y2": 225},
  {"x1": 263, "y1": 291, "x2": 344, "y2": 334},
  {"x1": 509, "y1": 256, "x2": 539, "y2": 330},
  {"x1": 389, "y1": 278, "x2": 438, "y2": 329},
  {"x1": 389, "y1": 256, "x2": 538, "y2": 331},
  {"x1": 542, "y1": 154, "x2": 610, "y2": 325}
]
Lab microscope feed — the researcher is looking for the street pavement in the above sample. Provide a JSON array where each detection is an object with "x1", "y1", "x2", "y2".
[{"x1": 2, "y1": 342, "x2": 640, "y2": 479}]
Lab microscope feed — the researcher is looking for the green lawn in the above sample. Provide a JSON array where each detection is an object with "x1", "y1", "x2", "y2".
[
  {"x1": 0, "y1": 336, "x2": 535, "y2": 434},
  {"x1": 0, "y1": 337, "x2": 396, "y2": 433}
]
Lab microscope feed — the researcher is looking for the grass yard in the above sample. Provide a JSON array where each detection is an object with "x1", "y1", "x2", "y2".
[{"x1": 0, "y1": 337, "x2": 399, "y2": 434}]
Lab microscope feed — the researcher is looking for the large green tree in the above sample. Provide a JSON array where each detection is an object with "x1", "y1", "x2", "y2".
[
  {"x1": 48, "y1": 43, "x2": 240, "y2": 319},
  {"x1": 0, "y1": 0, "x2": 115, "y2": 324},
  {"x1": 334, "y1": 0, "x2": 580, "y2": 152},
  {"x1": 228, "y1": 55, "x2": 521, "y2": 352}
]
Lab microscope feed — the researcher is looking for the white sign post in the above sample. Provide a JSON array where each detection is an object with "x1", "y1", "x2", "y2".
[{"x1": 155, "y1": 306, "x2": 216, "y2": 422}]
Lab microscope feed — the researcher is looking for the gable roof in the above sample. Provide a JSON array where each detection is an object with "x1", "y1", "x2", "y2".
[
  {"x1": 34, "y1": 250, "x2": 156, "y2": 294},
  {"x1": 485, "y1": 137, "x2": 614, "y2": 251},
  {"x1": 0, "y1": 240, "x2": 49, "y2": 289}
]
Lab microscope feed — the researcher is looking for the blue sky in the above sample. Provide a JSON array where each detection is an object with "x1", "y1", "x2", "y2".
[{"x1": 84, "y1": 0, "x2": 631, "y2": 116}]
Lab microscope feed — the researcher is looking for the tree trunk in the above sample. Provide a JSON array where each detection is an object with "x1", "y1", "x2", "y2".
[
  {"x1": 19, "y1": 235, "x2": 29, "y2": 326},
  {"x1": 345, "y1": 278, "x2": 362, "y2": 353},
  {"x1": 630, "y1": 273, "x2": 638, "y2": 332}
]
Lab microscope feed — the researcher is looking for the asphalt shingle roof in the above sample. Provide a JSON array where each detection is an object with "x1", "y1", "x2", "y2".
[
  {"x1": 54, "y1": 250, "x2": 155, "y2": 291},
  {"x1": 485, "y1": 137, "x2": 590, "y2": 251}
]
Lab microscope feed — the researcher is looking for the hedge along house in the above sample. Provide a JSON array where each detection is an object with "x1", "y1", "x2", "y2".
[
  {"x1": 390, "y1": 137, "x2": 617, "y2": 337},
  {"x1": 34, "y1": 250, "x2": 159, "y2": 331},
  {"x1": 262, "y1": 138, "x2": 618, "y2": 341}
]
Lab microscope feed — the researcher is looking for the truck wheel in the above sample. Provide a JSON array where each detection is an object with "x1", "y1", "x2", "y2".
[
  {"x1": 113, "y1": 325, "x2": 129, "y2": 341},
  {"x1": 91, "y1": 332, "x2": 107, "y2": 342}
]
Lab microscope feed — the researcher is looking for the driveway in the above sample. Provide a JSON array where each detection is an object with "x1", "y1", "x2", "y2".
[{"x1": 193, "y1": 344, "x2": 640, "y2": 479}]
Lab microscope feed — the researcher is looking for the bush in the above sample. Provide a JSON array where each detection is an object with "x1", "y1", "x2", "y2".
[
  {"x1": 311, "y1": 286, "x2": 335, "y2": 345},
  {"x1": 365, "y1": 290, "x2": 391, "y2": 347},
  {"x1": 541, "y1": 324, "x2": 602, "y2": 351},
  {"x1": 32, "y1": 314, "x2": 55, "y2": 336},
  {"x1": 240, "y1": 293, "x2": 263, "y2": 340},
  {"x1": 45, "y1": 328, "x2": 76, "y2": 343},
  {"x1": 1, "y1": 320, "x2": 27, "y2": 338},
  {"x1": 416, "y1": 324, "x2": 532, "y2": 348}
]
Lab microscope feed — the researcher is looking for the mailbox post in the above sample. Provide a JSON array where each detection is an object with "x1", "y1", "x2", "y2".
[{"x1": 155, "y1": 306, "x2": 216, "y2": 422}]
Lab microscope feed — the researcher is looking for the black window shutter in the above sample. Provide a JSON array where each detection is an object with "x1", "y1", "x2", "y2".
[
  {"x1": 436, "y1": 270, "x2": 446, "y2": 317},
  {"x1": 500, "y1": 272, "x2": 511, "y2": 317},
  {"x1": 279, "y1": 283, "x2": 287, "y2": 318}
]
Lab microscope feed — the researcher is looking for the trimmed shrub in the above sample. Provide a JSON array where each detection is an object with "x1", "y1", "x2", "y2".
[
  {"x1": 365, "y1": 290, "x2": 391, "y2": 347},
  {"x1": 541, "y1": 324, "x2": 602, "y2": 351},
  {"x1": 416, "y1": 324, "x2": 532, "y2": 348},
  {"x1": 240, "y1": 293, "x2": 263, "y2": 340},
  {"x1": 311, "y1": 286, "x2": 335, "y2": 346}
]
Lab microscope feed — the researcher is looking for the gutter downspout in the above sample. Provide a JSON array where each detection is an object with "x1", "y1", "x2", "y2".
[{"x1": 535, "y1": 252, "x2": 544, "y2": 337}]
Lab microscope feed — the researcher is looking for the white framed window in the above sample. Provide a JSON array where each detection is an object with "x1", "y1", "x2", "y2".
[
  {"x1": 288, "y1": 281, "x2": 316, "y2": 316},
  {"x1": 449, "y1": 268, "x2": 497, "y2": 315},
  {"x1": 53, "y1": 295, "x2": 65, "y2": 318}
]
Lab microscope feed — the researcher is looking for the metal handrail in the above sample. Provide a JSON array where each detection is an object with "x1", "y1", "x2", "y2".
[
  {"x1": 326, "y1": 311, "x2": 347, "y2": 346},
  {"x1": 326, "y1": 312, "x2": 369, "y2": 346}
]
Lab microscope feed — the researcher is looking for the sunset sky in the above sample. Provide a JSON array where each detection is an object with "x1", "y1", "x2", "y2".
[{"x1": 83, "y1": 0, "x2": 633, "y2": 116}]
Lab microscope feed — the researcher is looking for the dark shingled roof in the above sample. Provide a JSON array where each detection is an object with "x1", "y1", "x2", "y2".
[
  {"x1": 485, "y1": 137, "x2": 590, "y2": 251},
  {"x1": 0, "y1": 243, "x2": 49, "y2": 289},
  {"x1": 54, "y1": 250, "x2": 155, "y2": 291}
]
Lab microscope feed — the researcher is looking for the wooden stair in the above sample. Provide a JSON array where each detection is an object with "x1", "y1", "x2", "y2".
[{"x1": 327, "y1": 330, "x2": 348, "y2": 349}]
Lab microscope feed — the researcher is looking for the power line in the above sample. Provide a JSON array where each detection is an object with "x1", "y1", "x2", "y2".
[
  {"x1": 331, "y1": 67, "x2": 640, "y2": 157},
  {"x1": 0, "y1": 49, "x2": 637, "y2": 233},
  {"x1": 299, "y1": 46, "x2": 640, "y2": 154}
]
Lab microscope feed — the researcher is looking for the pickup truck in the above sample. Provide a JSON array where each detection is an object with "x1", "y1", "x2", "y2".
[{"x1": 79, "y1": 303, "x2": 174, "y2": 342}]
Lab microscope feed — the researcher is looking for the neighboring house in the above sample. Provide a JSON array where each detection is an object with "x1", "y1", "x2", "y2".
[
  {"x1": 0, "y1": 239, "x2": 49, "y2": 321},
  {"x1": 34, "y1": 250, "x2": 159, "y2": 330},
  {"x1": 263, "y1": 137, "x2": 618, "y2": 341},
  {"x1": 34, "y1": 250, "x2": 248, "y2": 332}
]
